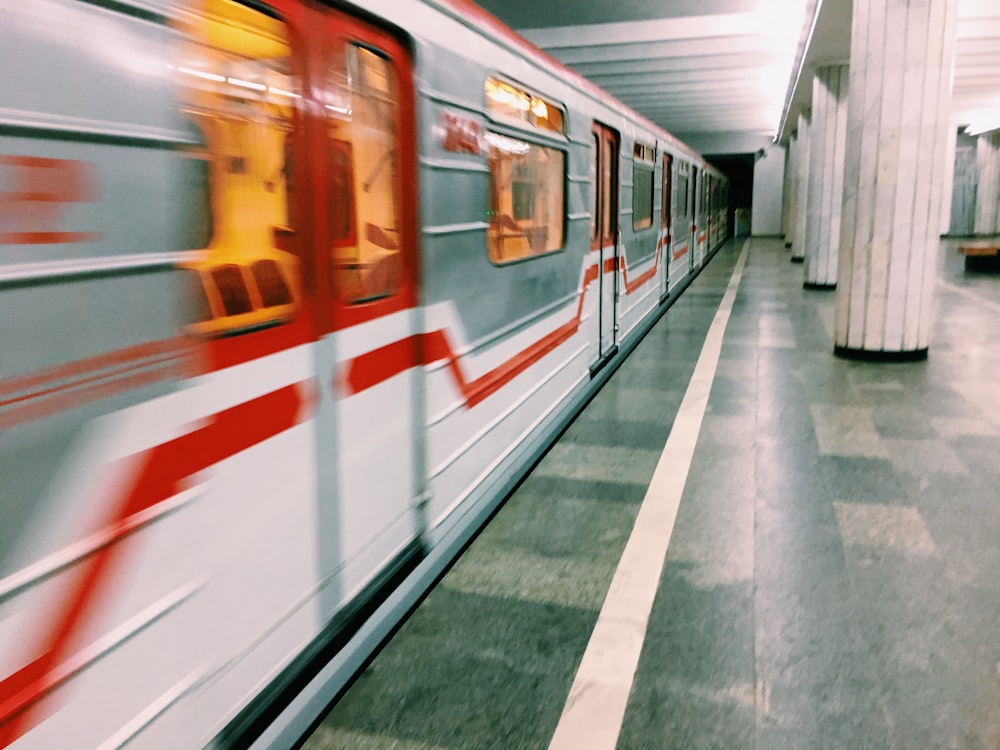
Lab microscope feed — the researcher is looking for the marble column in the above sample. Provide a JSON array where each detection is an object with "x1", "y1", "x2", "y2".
[
  {"x1": 791, "y1": 110, "x2": 811, "y2": 262},
  {"x1": 803, "y1": 65, "x2": 849, "y2": 289},
  {"x1": 973, "y1": 131, "x2": 1000, "y2": 235},
  {"x1": 781, "y1": 134, "x2": 796, "y2": 245},
  {"x1": 781, "y1": 131, "x2": 799, "y2": 248},
  {"x1": 834, "y1": 0, "x2": 957, "y2": 359}
]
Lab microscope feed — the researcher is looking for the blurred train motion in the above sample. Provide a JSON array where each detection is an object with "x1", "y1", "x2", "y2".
[{"x1": 0, "y1": 0, "x2": 728, "y2": 746}]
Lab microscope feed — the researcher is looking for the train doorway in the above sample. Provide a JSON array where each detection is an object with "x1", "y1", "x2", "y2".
[
  {"x1": 314, "y1": 10, "x2": 424, "y2": 613},
  {"x1": 591, "y1": 122, "x2": 619, "y2": 365},
  {"x1": 691, "y1": 165, "x2": 700, "y2": 266}
]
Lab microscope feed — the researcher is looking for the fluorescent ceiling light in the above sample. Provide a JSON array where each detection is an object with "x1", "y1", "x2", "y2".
[{"x1": 966, "y1": 108, "x2": 1000, "y2": 136}]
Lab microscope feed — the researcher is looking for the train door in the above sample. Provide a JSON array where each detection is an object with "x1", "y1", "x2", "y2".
[
  {"x1": 672, "y1": 160, "x2": 691, "y2": 287},
  {"x1": 691, "y1": 165, "x2": 699, "y2": 268},
  {"x1": 660, "y1": 152, "x2": 673, "y2": 300},
  {"x1": 314, "y1": 11, "x2": 423, "y2": 608},
  {"x1": 592, "y1": 122, "x2": 619, "y2": 363},
  {"x1": 705, "y1": 175, "x2": 713, "y2": 249},
  {"x1": 704, "y1": 175, "x2": 713, "y2": 251}
]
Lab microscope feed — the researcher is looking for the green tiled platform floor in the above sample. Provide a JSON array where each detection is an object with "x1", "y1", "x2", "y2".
[{"x1": 302, "y1": 237, "x2": 1000, "y2": 750}]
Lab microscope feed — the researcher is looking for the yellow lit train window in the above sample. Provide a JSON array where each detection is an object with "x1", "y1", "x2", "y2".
[
  {"x1": 485, "y1": 78, "x2": 564, "y2": 134},
  {"x1": 173, "y1": 0, "x2": 300, "y2": 336},
  {"x1": 486, "y1": 132, "x2": 564, "y2": 263},
  {"x1": 325, "y1": 43, "x2": 402, "y2": 304}
]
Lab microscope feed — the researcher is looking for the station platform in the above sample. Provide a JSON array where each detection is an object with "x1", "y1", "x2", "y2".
[{"x1": 299, "y1": 237, "x2": 1000, "y2": 749}]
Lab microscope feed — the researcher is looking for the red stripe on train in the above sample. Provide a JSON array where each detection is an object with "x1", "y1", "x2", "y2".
[
  {"x1": 0, "y1": 362, "x2": 183, "y2": 432},
  {"x1": 0, "y1": 338, "x2": 187, "y2": 400},
  {"x1": 341, "y1": 263, "x2": 606, "y2": 402},
  {"x1": 621, "y1": 245, "x2": 661, "y2": 295},
  {"x1": 0, "y1": 339, "x2": 193, "y2": 431},
  {"x1": 0, "y1": 381, "x2": 314, "y2": 747},
  {"x1": 578, "y1": 264, "x2": 600, "y2": 318},
  {"x1": 0, "y1": 232, "x2": 102, "y2": 245},
  {"x1": 342, "y1": 318, "x2": 580, "y2": 408},
  {"x1": 341, "y1": 318, "x2": 580, "y2": 407},
  {"x1": 342, "y1": 242, "x2": 676, "y2": 401}
]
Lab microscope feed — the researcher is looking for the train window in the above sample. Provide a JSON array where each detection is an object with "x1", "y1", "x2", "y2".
[
  {"x1": 632, "y1": 142, "x2": 654, "y2": 231},
  {"x1": 486, "y1": 132, "x2": 564, "y2": 263},
  {"x1": 176, "y1": 120, "x2": 213, "y2": 252},
  {"x1": 633, "y1": 143, "x2": 654, "y2": 162},
  {"x1": 601, "y1": 136, "x2": 614, "y2": 241},
  {"x1": 325, "y1": 43, "x2": 403, "y2": 304},
  {"x1": 691, "y1": 167, "x2": 698, "y2": 219},
  {"x1": 676, "y1": 174, "x2": 689, "y2": 222},
  {"x1": 327, "y1": 140, "x2": 355, "y2": 247},
  {"x1": 173, "y1": 0, "x2": 300, "y2": 336},
  {"x1": 485, "y1": 78, "x2": 564, "y2": 134}
]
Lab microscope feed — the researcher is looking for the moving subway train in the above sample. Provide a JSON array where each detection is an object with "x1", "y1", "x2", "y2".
[{"x1": 0, "y1": 0, "x2": 728, "y2": 746}]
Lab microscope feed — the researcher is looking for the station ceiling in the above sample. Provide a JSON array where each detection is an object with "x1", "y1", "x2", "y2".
[
  {"x1": 474, "y1": 0, "x2": 1000, "y2": 155},
  {"x1": 778, "y1": 0, "x2": 1000, "y2": 142}
]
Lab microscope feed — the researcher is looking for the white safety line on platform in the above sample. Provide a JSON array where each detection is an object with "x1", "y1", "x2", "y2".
[
  {"x1": 936, "y1": 279, "x2": 1000, "y2": 315},
  {"x1": 548, "y1": 240, "x2": 752, "y2": 750}
]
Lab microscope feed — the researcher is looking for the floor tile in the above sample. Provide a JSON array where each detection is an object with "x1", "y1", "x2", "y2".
[
  {"x1": 833, "y1": 501, "x2": 939, "y2": 557},
  {"x1": 881, "y1": 437, "x2": 968, "y2": 476},
  {"x1": 930, "y1": 415, "x2": 1000, "y2": 437},
  {"x1": 810, "y1": 404, "x2": 890, "y2": 458}
]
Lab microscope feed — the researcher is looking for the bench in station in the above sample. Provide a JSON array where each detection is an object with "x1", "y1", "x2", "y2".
[{"x1": 958, "y1": 238, "x2": 1000, "y2": 271}]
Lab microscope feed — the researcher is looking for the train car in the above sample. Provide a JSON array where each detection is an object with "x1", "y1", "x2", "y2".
[{"x1": 0, "y1": 0, "x2": 728, "y2": 747}]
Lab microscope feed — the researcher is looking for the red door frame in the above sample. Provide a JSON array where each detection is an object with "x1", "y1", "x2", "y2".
[
  {"x1": 310, "y1": 9, "x2": 420, "y2": 335},
  {"x1": 195, "y1": 1, "x2": 420, "y2": 373}
]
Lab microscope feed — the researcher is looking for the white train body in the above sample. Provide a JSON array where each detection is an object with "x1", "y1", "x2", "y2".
[{"x1": 0, "y1": 0, "x2": 728, "y2": 747}]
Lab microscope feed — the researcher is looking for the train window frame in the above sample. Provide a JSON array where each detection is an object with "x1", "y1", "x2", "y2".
[
  {"x1": 325, "y1": 40, "x2": 406, "y2": 306},
  {"x1": 484, "y1": 76, "x2": 566, "y2": 136},
  {"x1": 676, "y1": 161, "x2": 690, "y2": 223},
  {"x1": 485, "y1": 128, "x2": 566, "y2": 266},
  {"x1": 632, "y1": 141, "x2": 655, "y2": 231}
]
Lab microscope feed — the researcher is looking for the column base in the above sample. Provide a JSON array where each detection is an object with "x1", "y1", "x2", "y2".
[
  {"x1": 833, "y1": 345, "x2": 928, "y2": 362},
  {"x1": 803, "y1": 281, "x2": 836, "y2": 291},
  {"x1": 790, "y1": 256, "x2": 804, "y2": 264}
]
